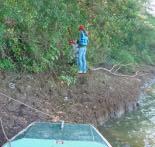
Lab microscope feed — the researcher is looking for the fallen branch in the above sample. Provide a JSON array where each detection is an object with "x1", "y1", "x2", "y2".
[
  {"x1": 110, "y1": 64, "x2": 120, "y2": 72},
  {"x1": 113, "y1": 63, "x2": 133, "y2": 73},
  {"x1": 91, "y1": 67, "x2": 147, "y2": 78}
]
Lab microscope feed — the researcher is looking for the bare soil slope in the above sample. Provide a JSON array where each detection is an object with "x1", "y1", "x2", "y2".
[{"x1": 0, "y1": 70, "x2": 141, "y2": 145}]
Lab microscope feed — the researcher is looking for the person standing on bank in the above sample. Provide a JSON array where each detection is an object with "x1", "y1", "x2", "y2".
[{"x1": 78, "y1": 25, "x2": 89, "y2": 74}]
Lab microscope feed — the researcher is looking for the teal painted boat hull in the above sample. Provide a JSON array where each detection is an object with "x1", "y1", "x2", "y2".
[{"x1": 2, "y1": 122, "x2": 112, "y2": 147}]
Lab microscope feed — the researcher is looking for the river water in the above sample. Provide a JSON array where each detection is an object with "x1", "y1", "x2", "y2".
[{"x1": 100, "y1": 80, "x2": 155, "y2": 147}]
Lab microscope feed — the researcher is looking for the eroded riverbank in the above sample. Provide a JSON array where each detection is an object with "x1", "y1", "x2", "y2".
[{"x1": 1, "y1": 67, "x2": 155, "y2": 146}]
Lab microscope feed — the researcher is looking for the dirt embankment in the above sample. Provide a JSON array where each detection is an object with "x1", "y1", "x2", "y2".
[{"x1": 0, "y1": 70, "x2": 142, "y2": 145}]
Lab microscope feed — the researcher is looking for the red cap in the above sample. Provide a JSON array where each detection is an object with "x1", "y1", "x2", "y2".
[{"x1": 79, "y1": 25, "x2": 85, "y2": 31}]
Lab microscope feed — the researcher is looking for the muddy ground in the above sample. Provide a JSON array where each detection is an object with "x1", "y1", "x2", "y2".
[{"x1": 0, "y1": 67, "x2": 154, "y2": 146}]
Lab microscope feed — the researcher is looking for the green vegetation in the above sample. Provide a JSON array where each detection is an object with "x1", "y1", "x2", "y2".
[{"x1": 0, "y1": 0, "x2": 155, "y2": 74}]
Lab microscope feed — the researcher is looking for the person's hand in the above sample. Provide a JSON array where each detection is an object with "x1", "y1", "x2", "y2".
[{"x1": 69, "y1": 40, "x2": 76, "y2": 45}]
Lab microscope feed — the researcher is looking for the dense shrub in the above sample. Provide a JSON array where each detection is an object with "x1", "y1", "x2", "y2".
[
  {"x1": 87, "y1": 0, "x2": 155, "y2": 66},
  {"x1": 0, "y1": 0, "x2": 154, "y2": 73}
]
